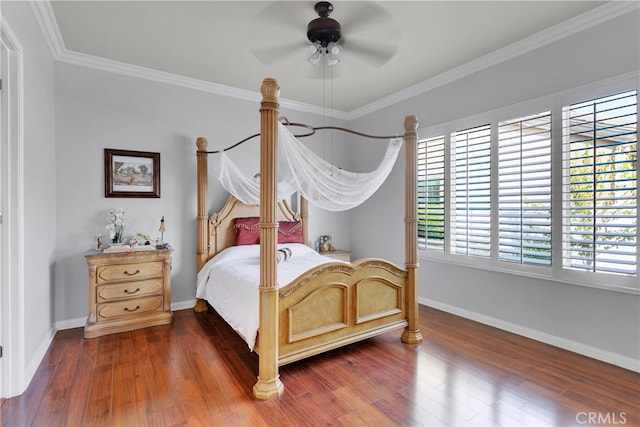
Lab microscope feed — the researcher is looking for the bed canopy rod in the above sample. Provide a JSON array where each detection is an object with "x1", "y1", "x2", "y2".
[{"x1": 199, "y1": 117, "x2": 400, "y2": 155}]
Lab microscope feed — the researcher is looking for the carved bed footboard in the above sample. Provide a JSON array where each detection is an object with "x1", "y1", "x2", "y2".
[{"x1": 253, "y1": 259, "x2": 409, "y2": 365}]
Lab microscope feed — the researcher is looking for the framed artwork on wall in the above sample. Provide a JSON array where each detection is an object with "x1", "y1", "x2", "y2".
[{"x1": 104, "y1": 149, "x2": 160, "y2": 198}]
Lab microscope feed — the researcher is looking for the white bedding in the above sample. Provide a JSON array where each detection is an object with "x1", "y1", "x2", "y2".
[{"x1": 196, "y1": 243, "x2": 337, "y2": 349}]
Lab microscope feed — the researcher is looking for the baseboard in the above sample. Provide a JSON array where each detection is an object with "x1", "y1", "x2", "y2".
[
  {"x1": 55, "y1": 316, "x2": 86, "y2": 330},
  {"x1": 22, "y1": 328, "x2": 56, "y2": 396},
  {"x1": 55, "y1": 299, "x2": 198, "y2": 332},
  {"x1": 171, "y1": 299, "x2": 196, "y2": 311},
  {"x1": 49, "y1": 298, "x2": 640, "y2": 372},
  {"x1": 420, "y1": 297, "x2": 640, "y2": 373}
]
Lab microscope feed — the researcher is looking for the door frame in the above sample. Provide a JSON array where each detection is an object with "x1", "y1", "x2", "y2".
[{"x1": 1, "y1": 17, "x2": 25, "y2": 399}]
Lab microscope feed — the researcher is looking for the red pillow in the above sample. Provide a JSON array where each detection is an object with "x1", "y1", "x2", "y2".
[
  {"x1": 278, "y1": 221, "x2": 304, "y2": 244},
  {"x1": 234, "y1": 217, "x2": 260, "y2": 245},
  {"x1": 234, "y1": 218, "x2": 304, "y2": 245}
]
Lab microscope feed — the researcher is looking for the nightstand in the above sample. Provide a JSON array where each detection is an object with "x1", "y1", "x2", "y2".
[
  {"x1": 84, "y1": 247, "x2": 173, "y2": 338},
  {"x1": 320, "y1": 249, "x2": 352, "y2": 262}
]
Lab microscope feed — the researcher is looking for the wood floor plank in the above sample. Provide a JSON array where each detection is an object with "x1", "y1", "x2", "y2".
[
  {"x1": 2, "y1": 305, "x2": 638, "y2": 427},
  {"x1": 333, "y1": 386, "x2": 403, "y2": 426}
]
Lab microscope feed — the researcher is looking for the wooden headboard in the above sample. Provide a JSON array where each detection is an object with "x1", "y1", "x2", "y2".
[{"x1": 204, "y1": 195, "x2": 307, "y2": 263}]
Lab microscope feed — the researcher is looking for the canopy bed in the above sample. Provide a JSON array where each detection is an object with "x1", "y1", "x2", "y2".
[{"x1": 194, "y1": 78, "x2": 422, "y2": 399}]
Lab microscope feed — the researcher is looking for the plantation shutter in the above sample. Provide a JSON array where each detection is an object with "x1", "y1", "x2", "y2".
[
  {"x1": 562, "y1": 90, "x2": 637, "y2": 276},
  {"x1": 418, "y1": 136, "x2": 445, "y2": 251},
  {"x1": 450, "y1": 125, "x2": 491, "y2": 257},
  {"x1": 498, "y1": 112, "x2": 552, "y2": 266}
]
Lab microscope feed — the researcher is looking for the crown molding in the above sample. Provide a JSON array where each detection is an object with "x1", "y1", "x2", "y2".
[
  {"x1": 29, "y1": 0, "x2": 65, "y2": 57},
  {"x1": 58, "y1": 49, "x2": 353, "y2": 119},
  {"x1": 28, "y1": 0, "x2": 350, "y2": 120},
  {"x1": 30, "y1": 0, "x2": 636, "y2": 122}
]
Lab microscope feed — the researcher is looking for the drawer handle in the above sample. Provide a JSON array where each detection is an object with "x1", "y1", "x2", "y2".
[
  {"x1": 124, "y1": 269, "x2": 140, "y2": 276},
  {"x1": 124, "y1": 305, "x2": 141, "y2": 312},
  {"x1": 124, "y1": 287, "x2": 141, "y2": 294}
]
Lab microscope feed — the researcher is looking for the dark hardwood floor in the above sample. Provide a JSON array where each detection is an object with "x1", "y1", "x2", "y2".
[{"x1": 1, "y1": 305, "x2": 638, "y2": 426}]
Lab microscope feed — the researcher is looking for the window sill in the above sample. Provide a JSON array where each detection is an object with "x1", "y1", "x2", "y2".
[{"x1": 419, "y1": 251, "x2": 640, "y2": 295}]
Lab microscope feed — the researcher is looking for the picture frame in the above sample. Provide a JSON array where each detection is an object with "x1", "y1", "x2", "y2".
[{"x1": 104, "y1": 149, "x2": 160, "y2": 198}]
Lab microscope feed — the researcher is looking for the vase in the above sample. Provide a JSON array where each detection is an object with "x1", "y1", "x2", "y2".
[{"x1": 112, "y1": 227, "x2": 124, "y2": 244}]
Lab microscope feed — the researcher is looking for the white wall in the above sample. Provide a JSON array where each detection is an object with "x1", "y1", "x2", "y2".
[
  {"x1": 349, "y1": 11, "x2": 640, "y2": 369},
  {"x1": 2, "y1": 1, "x2": 57, "y2": 396}
]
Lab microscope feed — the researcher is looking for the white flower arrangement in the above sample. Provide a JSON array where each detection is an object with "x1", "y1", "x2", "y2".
[{"x1": 106, "y1": 208, "x2": 127, "y2": 244}]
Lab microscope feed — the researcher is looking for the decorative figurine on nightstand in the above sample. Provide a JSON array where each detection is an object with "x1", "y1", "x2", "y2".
[
  {"x1": 156, "y1": 216, "x2": 169, "y2": 249},
  {"x1": 318, "y1": 235, "x2": 334, "y2": 253},
  {"x1": 159, "y1": 216, "x2": 165, "y2": 242}
]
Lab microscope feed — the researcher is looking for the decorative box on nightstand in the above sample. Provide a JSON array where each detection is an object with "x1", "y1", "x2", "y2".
[
  {"x1": 84, "y1": 247, "x2": 173, "y2": 338},
  {"x1": 320, "y1": 249, "x2": 352, "y2": 262}
]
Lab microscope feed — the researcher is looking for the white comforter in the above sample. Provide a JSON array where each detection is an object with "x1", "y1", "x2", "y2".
[{"x1": 196, "y1": 243, "x2": 336, "y2": 349}]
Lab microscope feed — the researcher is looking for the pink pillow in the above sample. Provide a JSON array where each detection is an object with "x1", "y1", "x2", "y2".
[
  {"x1": 234, "y1": 217, "x2": 260, "y2": 245},
  {"x1": 278, "y1": 221, "x2": 304, "y2": 244},
  {"x1": 234, "y1": 217, "x2": 304, "y2": 245}
]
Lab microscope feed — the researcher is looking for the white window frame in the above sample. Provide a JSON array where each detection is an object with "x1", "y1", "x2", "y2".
[{"x1": 418, "y1": 72, "x2": 639, "y2": 294}]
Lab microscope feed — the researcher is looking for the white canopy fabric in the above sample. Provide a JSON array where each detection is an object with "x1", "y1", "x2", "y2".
[{"x1": 217, "y1": 122, "x2": 403, "y2": 211}]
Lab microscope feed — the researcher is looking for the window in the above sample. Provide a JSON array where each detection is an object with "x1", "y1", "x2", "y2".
[
  {"x1": 418, "y1": 135, "x2": 445, "y2": 251},
  {"x1": 498, "y1": 112, "x2": 552, "y2": 266},
  {"x1": 417, "y1": 76, "x2": 638, "y2": 292},
  {"x1": 562, "y1": 90, "x2": 637, "y2": 276},
  {"x1": 450, "y1": 125, "x2": 491, "y2": 258}
]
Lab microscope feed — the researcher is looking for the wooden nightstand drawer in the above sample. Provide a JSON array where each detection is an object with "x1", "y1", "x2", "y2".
[
  {"x1": 97, "y1": 295, "x2": 164, "y2": 320},
  {"x1": 97, "y1": 278, "x2": 163, "y2": 302},
  {"x1": 85, "y1": 248, "x2": 173, "y2": 338},
  {"x1": 96, "y1": 261, "x2": 163, "y2": 284}
]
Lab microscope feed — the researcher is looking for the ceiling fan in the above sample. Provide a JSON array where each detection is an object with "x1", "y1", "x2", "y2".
[
  {"x1": 306, "y1": 2, "x2": 341, "y2": 47},
  {"x1": 306, "y1": 2, "x2": 343, "y2": 66},
  {"x1": 250, "y1": 1, "x2": 400, "y2": 73}
]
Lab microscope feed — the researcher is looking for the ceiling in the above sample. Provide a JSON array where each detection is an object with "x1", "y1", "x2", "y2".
[{"x1": 48, "y1": 1, "x2": 611, "y2": 114}]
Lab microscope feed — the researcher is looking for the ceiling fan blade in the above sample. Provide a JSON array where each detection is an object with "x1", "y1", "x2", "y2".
[
  {"x1": 251, "y1": 1, "x2": 311, "y2": 34},
  {"x1": 248, "y1": 2, "x2": 316, "y2": 66},
  {"x1": 341, "y1": 38, "x2": 397, "y2": 68},
  {"x1": 329, "y1": 2, "x2": 400, "y2": 69},
  {"x1": 337, "y1": 1, "x2": 394, "y2": 37},
  {"x1": 251, "y1": 40, "x2": 307, "y2": 66}
]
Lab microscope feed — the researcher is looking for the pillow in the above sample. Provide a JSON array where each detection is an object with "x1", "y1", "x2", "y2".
[
  {"x1": 278, "y1": 221, "x2": 304, "y2": 244},
  {"x1": 234, "y1": 217, "x2": 260, "y2": 245},
  {"x1": 233, "y1": 217, "x2": 304, "y2": 245}
]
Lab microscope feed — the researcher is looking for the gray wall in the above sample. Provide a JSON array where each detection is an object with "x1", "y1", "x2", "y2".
[
  {"x1": 349, "y1": 11, "x2": 640, "y2": 368},
  {"x1": 53, "y1": 63, "x2": 351, "y2": 323}
]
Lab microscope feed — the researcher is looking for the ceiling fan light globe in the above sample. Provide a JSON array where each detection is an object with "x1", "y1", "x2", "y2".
[
  {"x1": 327, "y1": 42, "x2": 341, "y2": 56},
  {"x1": 307, "y1": 51, "x2": 321, "y2": 66}
]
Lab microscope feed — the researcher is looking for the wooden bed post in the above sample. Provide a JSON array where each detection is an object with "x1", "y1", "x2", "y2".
[
  {"x1": 253, "y1": 78, "x2": 284, "y2": 400},
  {"x1": 300, "y1": 196, "x2": 309, "y2": 245},
  {"x1": 401, "y1": 115, "x2": 423, "y2": 345},
  {"x1": 194, "y1": 137, "x2": 209, "y2": 313}
]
